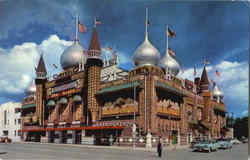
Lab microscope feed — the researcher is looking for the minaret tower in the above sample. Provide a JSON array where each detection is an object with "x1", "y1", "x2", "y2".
[
  {"x1": 35, "y1": 54, "x2": 47, "y2": 126},
  {"x1": 200, "y1": 66, "x2": 212, "y2": 125},
  {"x1": 86, "y1": 20, "x2": 103, "y2": 123}
]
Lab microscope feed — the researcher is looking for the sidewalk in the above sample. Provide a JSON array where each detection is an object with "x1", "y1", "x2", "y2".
[{"x1": 17, "y1": 141, "x2": 189, "y2": 152}]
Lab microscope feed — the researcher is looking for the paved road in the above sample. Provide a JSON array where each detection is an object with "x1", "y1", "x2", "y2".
[{"x1": 0, "y1": 143, "x2": 247, "y2": 160}]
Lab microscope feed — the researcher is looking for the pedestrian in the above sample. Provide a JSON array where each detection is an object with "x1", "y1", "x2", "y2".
[{"x1": 157, "y1": 141, "x2": 162, "y2": 158}]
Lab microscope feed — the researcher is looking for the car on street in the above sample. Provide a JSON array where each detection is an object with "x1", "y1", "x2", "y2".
[
  {"x1": 230, "y1": 138, "x2": 241, "y2": 145},
  {"x1": 242, "y1": 138, "x2": 248, "y2": 143},
  {"x1": 217, "y1": 140, "x2": 232, "y2": 149},
  {"x1": 193, "y1": 141, "x2": 218, "y2": 152},
  {"x1": 0, "y1": 137, "x2": 12, "y2": 143}
]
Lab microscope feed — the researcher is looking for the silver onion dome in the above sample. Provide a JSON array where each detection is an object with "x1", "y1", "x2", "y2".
[
  {"x1": 60, "y1": 41, "x2": 87, "y2": 70},
  {"x1": 133, "y1": 38, "x2": 161, "y2": 67},
  {"x1": 159, "y1": 51, "x2": 180, "y2": 76},
  {"x1": 26, "y1": 81, "x2": 36, "y2": 96},
  {"x1": 212, "y1": 83, "x2": 224, "y2": 99}
]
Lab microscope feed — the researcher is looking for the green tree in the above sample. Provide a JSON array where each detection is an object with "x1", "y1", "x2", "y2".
[{"x1": 233, "y1": 116, "x2": 248, "y2": 140}]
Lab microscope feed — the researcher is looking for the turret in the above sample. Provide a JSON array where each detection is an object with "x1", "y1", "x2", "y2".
[{"x1": 86, "y1": 22, "x2": 103, "y2": 123}]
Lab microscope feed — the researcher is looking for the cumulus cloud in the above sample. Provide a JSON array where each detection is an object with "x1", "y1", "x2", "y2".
[
  {"x1": 241, "y1": 110, "x2": 248, "y2": 116},
  {"x1": 179, "y1": 60, "x2": 248, "y2": 112},
  {"x1": 0, "y1": 35, "x2": 72, "y2": 97}
]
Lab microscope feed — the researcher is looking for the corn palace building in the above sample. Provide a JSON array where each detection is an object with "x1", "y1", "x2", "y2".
[{"x1": 20, "y1": 12, "x2": 228, "y2": 147}]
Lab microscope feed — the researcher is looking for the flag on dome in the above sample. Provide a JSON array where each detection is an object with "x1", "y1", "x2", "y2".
[
  {"x1": 147, "y1": 18, "x2": 150, "y2": 27},
  {"x1": 52, "y1": 64, "x2": 58, "y2": 69},
  {"x1": 204, "y1": 59, "x2": 210, "y2": 65},
  {"x1": 106, "y1": 46, "x2": 112, "y2": 51},
  {"x1": 215, "y1": 70, "x2": 220, "y2": 76},
  {"x1": 95, "y1": 19, "x2": 101, "y2": 25},
  {"x1": 194, "y1": 65, "x2": 197, "y2": 76},
  {"x1": 168, "y1": 48, "x2": 176, "y2": 57},
  {"x1": 168, "y1": 27, "x2": 176, "y2": 38},
  {"x1": 78, "y1": 21, "x2": 86, "y2": 33}
]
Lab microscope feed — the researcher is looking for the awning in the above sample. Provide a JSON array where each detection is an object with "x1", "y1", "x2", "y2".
[
  {"x1": 213, "y1": 105, "x2": 226, "y2": 112},
  {"x1": 97, "y1": 81, "x2": 140, "y2": 94},
  {"x1": 22, "y1": 103, "x2": 36, "y2": 109},
  {"x1": 47, "y1": 100, "x2": 56, "y2": 107},
  {"x1": 20, "y1": 126, "x2": 125, "y2": 132},
  {"x1": 156, "y1": 81, "x2": 186, "y2": 96},
  {"x1": 73, "y1": 95, "x2": 82, "y2": 102},
  {"x1": 59, "y1": 97, "x2": 68, "y2": 104}
]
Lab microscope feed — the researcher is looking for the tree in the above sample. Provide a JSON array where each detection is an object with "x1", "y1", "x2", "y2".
[{"x1": 233, "y1": 116, "x2": 248, "y2": 140}]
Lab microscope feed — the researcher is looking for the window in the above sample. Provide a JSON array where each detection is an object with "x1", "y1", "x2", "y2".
[
  {"x1": 15, "y1": 119, "x2": 16, "y2": 125},
  {"x1": 4, "y1": 110, "x2": 7, "y2": 125},
  {"x1": 14, "y1": 130, "x2": 16, "y2": 136},
  {"x1": 8, "y1": 120, "x2": 9, "y2": 125},
  {"x1": 18, "y1": 119, "x2": 21, "y2": 124},
  {"x1": 18, "y1": 130, "x2": 21, "y2": 136}
]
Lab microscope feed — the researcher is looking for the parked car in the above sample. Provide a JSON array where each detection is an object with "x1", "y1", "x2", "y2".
[
  {"x1": 230, "y1": 138, "x2": 241, "y2": 145},
  {"x1": 190, "y1": 140, "x2": 201, "y2": 148},
  {"x1": 218, "y1": 140, "x2": 232, "y2": 149},
  {"x1": 242, "y1": 138, "x2": 248, "y2": 143},
  {"x1": 193, "y1": 141, "x2": 218, "y2": 152},
  {"x1": 0, "y1": 137, "x2": 12, "y2": 143}
]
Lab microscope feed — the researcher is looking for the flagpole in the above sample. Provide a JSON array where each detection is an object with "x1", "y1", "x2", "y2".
[
  {"x1": 166, "y1": 25, "x2": 168, "y2": 56},
  {"x1": 145, "y1": 8, "x2": 148, "y2": 40},
  {"x1": 94, "y1": 17, "x2": 96, "y2": 28},
  {"x1": 75, "y1": 14, "x2": 78, "y2": 42}
]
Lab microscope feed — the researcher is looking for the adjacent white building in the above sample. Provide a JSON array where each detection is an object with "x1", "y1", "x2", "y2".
[{"x1": 0, "y1": 102, "x2": 22, "y2": 142}]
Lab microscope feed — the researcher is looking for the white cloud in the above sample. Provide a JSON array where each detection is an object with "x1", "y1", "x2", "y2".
[
  {"x1": 241, "y1": 110, "x2": 248, "y2": 116},
  {"x1": 179, "y1": 60, "x2": 248, "y2": 111},
  {"x1": 0, "y1": 35, "x2": 72, "y2": 96}
]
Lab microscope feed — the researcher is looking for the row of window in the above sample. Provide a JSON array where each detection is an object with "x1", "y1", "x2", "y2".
[{"x1": 3, "y1": 118, "x2": 21, "y2": 125}]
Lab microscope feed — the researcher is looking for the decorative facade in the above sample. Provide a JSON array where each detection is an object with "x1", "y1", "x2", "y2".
[{"x1": 20, "y1": 11, "x2": 228, "y2": 147}]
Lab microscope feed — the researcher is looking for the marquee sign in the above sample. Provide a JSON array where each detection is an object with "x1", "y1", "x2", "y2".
[
  {"x1": 52, "y1": 81, "x2": 77, "y2": 93},
  {"x1": 93, "y1": 120, "x2": 133, "y2": 127}
]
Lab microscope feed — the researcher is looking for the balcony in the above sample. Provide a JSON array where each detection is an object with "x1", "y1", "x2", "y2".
[
  {"x1": 156, "y1": 106, "x2": 180, "y2": 117},
  {"x1": 23, "y1": 115, "x2": 38, "y2": 125},
  {"x1": 102, "y1": 104, "x2": 139, "y2": 117}
]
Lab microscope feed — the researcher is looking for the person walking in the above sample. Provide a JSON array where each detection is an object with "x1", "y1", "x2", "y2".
[{"x1": 157, "y1": 141, "x2": 162, "y2": 158}]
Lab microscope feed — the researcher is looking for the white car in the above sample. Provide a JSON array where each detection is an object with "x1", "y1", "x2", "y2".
[{"x1": 230, "y1": 139, "x2": 241, "y2": 145}]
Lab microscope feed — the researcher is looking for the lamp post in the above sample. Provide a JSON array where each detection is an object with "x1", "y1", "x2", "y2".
[{"x1": 133, "y1": 81, "x2": 137, "y2": 150}]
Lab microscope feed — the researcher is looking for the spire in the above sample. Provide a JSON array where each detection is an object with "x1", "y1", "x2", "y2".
[
  {"x1": 36, "y1": 54, "x2": 47, "y2": 79},
  {"x1": 200, "y1": 66, "x2": 209, "y2": 85},
  {"x1": 200, "y1": 66, "x2": 209, "y2": 92},
  {"x1": 88, "y1": 27, "x2": 101, "y2": 51},
  {"x1": 145, "y1": 8, "x2": 149, "y2": 41}
]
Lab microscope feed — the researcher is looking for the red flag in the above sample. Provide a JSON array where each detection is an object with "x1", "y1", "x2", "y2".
[
  {"x1": 204, "y1": 59, "x2": 210, "y2": 65},
  {"x1": 168, "y1": 27, "x2": 176, "y2": 38},
  {"x1": 78, "y1": 21, "x2": 86, "y2": 33},
  {"x1": 95, "y1": 19, "x2": 101, "y2": 25},
  {"x1": 106, "y1": 46, "x2": 112, "y2": 51},
  {"x1": 194, "y1": 65, "x2": 197, "y2": 76},
  {"x1": 215, "y1": 70, "x2": 220, "y2": 76},
  {"x1": 168, "y1": 48, "x2": 176, "y2": 57}
]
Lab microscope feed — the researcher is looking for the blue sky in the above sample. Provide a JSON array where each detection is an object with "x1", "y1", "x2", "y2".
[{"x1": 0, "y1": 0, "x2": 248, "y2": 118}]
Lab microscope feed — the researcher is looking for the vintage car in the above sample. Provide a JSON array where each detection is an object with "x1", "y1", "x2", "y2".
[
  {"x1": 218, "y1": 140, "x2": 232, "y2": 149},
  {"x1": 242, "y1": 138, "x2": 248, "y2": 144},
  {"x1": 193, "y1": 141, "x2": 218, "y2": 152},
  {"x1": 0, "y1": 137, "x2": 12, "y2": 143},
  {"x1": 230, "y1": 138, "x2": 241, "y2": 145}
]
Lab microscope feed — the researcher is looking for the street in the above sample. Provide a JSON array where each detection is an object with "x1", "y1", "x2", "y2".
[{"x1": 0, "y1": 143, "x2": 247, "y2": 160}]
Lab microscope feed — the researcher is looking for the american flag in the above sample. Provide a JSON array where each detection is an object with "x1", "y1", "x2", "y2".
[
  {"x1": 204, "y1": 59, "x2": 210, "y2": 65},
  {"x1": 106, "y1": 46, "x2": 112, "y2": 51},
  {"x1": 78, "y1": 21, "x2": 86, "y2": 33},
  {"x1": 168, "y1": 27, "x2": 176, "y2": 38},
  {"x1": 95, "y1": 19, "x2": 101, "y2": 25},
  {"x1": 215, "y1": 70, "x2": 220, "y2": 76},
  {"x1": 52, "y1": 64, "x2": 58, "y2": 69},
  {"x1": 168, "y1": 48, "x2": 176, "y2": 57}
]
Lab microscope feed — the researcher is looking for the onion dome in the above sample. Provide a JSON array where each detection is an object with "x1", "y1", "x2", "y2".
[
  {"x1": 160, "y1": 50, "x2": 180, "y2": 76},
  {"x1": 132, "y1": 8, "x2": 161, "y2": 67},
  {"x1": 26, "y1": 80, "x2": 36, "y2": 96},
  {"x1": 212, "y1": 82, "x2": 224, "y2": 99},
  {"x1": 60, "y1": 41, "x2": 87, "y2": 70},
  {"x1": 60, "y1": 15, "x2": 87, "y2": 70}
]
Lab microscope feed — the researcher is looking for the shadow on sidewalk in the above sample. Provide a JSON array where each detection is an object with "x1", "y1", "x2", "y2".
[{"x1": 0, "y1": 152, "x2": 7, "y2": 155}]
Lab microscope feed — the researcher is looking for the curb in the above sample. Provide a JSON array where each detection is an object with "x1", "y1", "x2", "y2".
[{"x1": 16, "y1": 142, "x2": 189, "y2": 152}]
